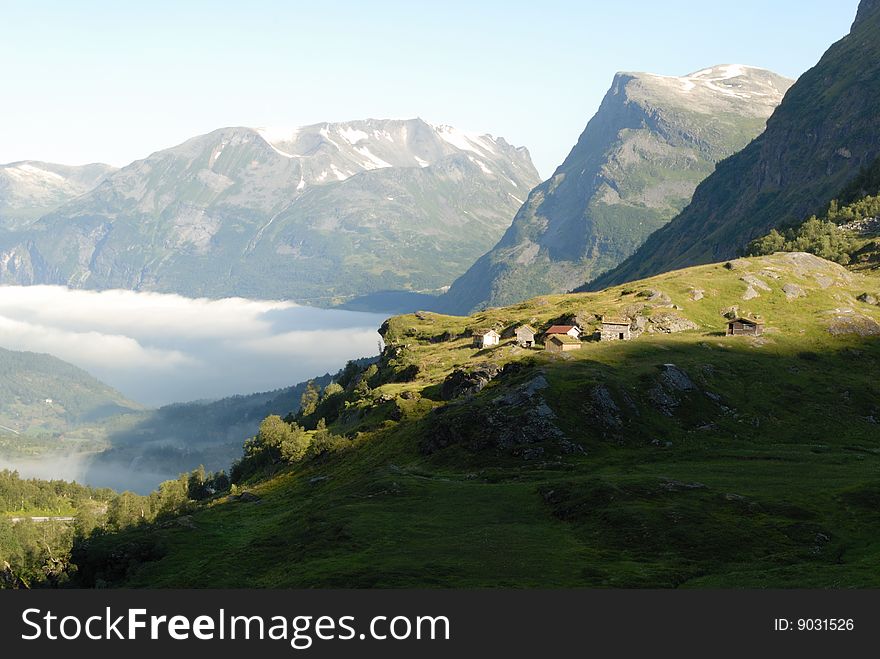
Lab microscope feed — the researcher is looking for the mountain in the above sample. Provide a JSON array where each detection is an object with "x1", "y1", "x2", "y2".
[
  {"x1": 438, "y1": 65, "x2": 792, "y2": 314},
  {"x1": 0, "y1": 119, "x2": 539, "y2": 307},
  {"x1": 0, "y1": 161, "x2": 115, "y2": 229},
  {"x1": 590, "y1": 1, "x2": 880, "y2": 290},
  {"x1": 0, "y1": 346, "x2": 140, "y2": 437},
  {"x1": 70, "y1": 252, "x2": 880, "y2": 587}
]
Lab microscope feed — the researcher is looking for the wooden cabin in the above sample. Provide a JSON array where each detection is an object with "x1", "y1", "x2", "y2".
[
  {"x1": 600, "y1": 317, "x2": 632, "y2": 341},
  {"x1": 515, "y1": 324, "x2": 536, "y2": 347},
  {"x1": 545, "y1": 334, "x2": 582, "y2": 353},
  {"x1": 544, "y1": 324, "x2": 581, "y2": 339},
  {"x1": 727, "y1": 317, "x2": 764, "y2": 336},
  {"x1": 472, "y1": 329, "x2": 500, "y2": 348}
]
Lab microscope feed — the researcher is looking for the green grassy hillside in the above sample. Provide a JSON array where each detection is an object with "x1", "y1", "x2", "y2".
[
  {"x1": 71, "y1": 253, "x2": 880, "y2": 588},
  {"x1": 0, "y1": 347, "x2": 141, "y2": 442}
]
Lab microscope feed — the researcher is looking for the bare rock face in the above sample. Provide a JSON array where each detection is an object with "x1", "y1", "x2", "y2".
[
  {"x1": 741, "y1": 274, "x2": 771, "y2": 291},
  {"x1": 742, "y1": 286, "x2": 760, "y2": 301},
  {"x1": 648, "y1": 311, "x2": 698, "y2": 333},
  {"x1": 440, "y1": 363, "x2": 503, "y2": 400},
  {"x1": 782, "y1": 283, "x2": 807, "y2": 300},
  {"x1": 827, "y1": 313, "x2": 880, "y2": 337}
]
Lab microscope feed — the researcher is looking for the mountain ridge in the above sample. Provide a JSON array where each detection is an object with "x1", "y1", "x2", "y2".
[
  {"x1": 589, "y1": 4, "x2": 880, "y2": 290},
  {"x1": 437, "y1": 64, "x2": 792, "y2": 314},
  {"x1": 0, "y1": 118, "x2": 539, "y2": 307}
]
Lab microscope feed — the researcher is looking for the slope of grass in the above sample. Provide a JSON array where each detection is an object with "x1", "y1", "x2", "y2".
[{"x1": 72, "y1": 253, "x2": 880, "y2": 588}]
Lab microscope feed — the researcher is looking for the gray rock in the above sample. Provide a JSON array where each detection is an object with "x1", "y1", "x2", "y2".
[
  {"x1": 782, "y1": 282, "x2": 806, "y2": 300},
  {"x1": 721, "y1": 305, "x2": 739, "y2": 319},
  {"x1": 813, "y1": 275, "x2": 835, "y2": 289},
  {"x1": 857, "y1": 292, "x2": 878, "y2": 305},
  {"x1": 590, "y1": 385, "x2": 623, "y2": 429},
  {"x1": 649, "y1": 311, "x2": 698, "y2": 333},
  {"x1": 741, "y1": 274, "x2": 771, "y2": 291},
  {"x1": 742, "y1": 285, "x2": 760, "y2": 300},
  {"x1": 659, "y1": 364, "x2": 696, "y2": 391},
  {"x1": 827, "y1": 314, "x2": 880, "y2": 336},
  {"x1": 440, "y1": 363, "x2": 502, "y2": 400},
  {"x1": 690, "y1": 288, "x2": 705, "y2": 301}
]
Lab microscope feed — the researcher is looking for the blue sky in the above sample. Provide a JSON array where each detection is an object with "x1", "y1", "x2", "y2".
[{"x1": 0, "y1": 0, "x2": 860, "y2": 177}]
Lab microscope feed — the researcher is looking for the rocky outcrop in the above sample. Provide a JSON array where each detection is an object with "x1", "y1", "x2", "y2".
[
  {"x1": 440, "y1": 364, "x2": 503, "y2": 400},
  {"x1": 423, "y1": 372, "x2": 571, "y2": 457}
]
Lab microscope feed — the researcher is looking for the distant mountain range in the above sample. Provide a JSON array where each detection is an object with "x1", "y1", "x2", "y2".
[
  {"x1": 438, "y1": 65, "x2": 792, "y2": 314},
  {"x1": 590, "y1": 3, "x2": 880, "y2": 289},
  {"x1": 0, "y1": 162, "x2": 115, "y2": 230},
  {"x1": 0, "y1": 119, "x2": 539, "y2": 308}
]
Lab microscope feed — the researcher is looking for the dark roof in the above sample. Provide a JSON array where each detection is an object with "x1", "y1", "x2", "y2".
[
  {"x1": 545, "y1": 325, "x2": 579, "y2": 335},
  {"x1": 548, "y1": 334, "x2": 580, "y2": 345},
  {"x1": 728, "y1": 317, "x2": 765, "y2": 325}
]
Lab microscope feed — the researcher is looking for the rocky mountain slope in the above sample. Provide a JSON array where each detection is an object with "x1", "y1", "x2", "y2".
[
  {"x1": 438, "y1": 65, "x2": 792, "y2": 314},
  {"x1": 69, "y1": 252, "x2": 880, "y2": 588},
  {"x1": 590, "y1": 0, "x2": 880, "y2": 290},
  {"x1": 0, "y1": 119, "x2": 539, "y2": 307},
  {"x1": 0, "y1": 161, "x2": 115, "y2": 229}
]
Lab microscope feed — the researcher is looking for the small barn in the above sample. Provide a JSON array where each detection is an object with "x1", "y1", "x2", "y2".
[
  {"x1": 544, "y1": 324, "x2": 581, "y2": 339},
  {"x1": 473, "y1": 329, "x2": 500, "y2": 348},
  {"x1": 545, "y1": 334, "x2": 582, "y2": 353},
  {"x1": 727, "y1": 317, "x2": 764, "y2": 336},
  {"x1": 515, "y1": 324, "x2": 536, "y2": 347},
  {"x1": 600, "y1": 317, "x2": 632, "y2": 341}
]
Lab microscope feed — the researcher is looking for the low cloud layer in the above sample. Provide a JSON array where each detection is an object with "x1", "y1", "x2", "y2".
[{"x1": 0, "y1": 285, "x2": 387, "y2": 406}]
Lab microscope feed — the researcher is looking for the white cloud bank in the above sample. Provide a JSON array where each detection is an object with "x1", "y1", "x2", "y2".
[{"x1": 0, "y1": 285, "x2": 387, "y2": 406}]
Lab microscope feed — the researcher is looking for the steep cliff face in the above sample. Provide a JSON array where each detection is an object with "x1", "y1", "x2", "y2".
[
  {"x1": 590, "y1": 1, "x2": 880, "y2": 291},
  {"x1": 439, "y1": 66, "x2": 791, "y2": 314}
]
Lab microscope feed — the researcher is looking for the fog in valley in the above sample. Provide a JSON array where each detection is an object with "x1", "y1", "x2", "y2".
[
  {"x1": 0, "y1": 285, "x2": 388, "y2": 492},
  {"x1": 0, "y1": 285, "x2": 386, "y2": 406}
]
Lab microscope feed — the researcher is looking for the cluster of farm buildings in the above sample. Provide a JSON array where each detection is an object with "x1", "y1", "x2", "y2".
[{"x1": 471, "y1": 316, "x2": 763, "y2": 352}]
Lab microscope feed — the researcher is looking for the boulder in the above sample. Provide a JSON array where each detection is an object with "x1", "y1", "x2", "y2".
[
  {"x1": 740, "y1": 274, "x2": 771, "y2": 291},
  {"x1": 827, "y1": 313, "x2": 880, "y2": 337},
  {"x1": 857, "y1": 292, "x2": 878, "y2": 305},
  {"x1": 721, "y1": 305, "x2": 739, "y2": 320},
  {"x1": 742, "y1": 286, "x2": 760, "y2": 300},
  {"x1": 659, "y1": 364, "x2": 696, "y2": 391},
  {"x1": 782, "y1": 283, "x2": 806, "y2": 300},
  {"x1": 690, "y1": 288, "x2": 705, "y2": 301},
  {"x1": 440, "y1": 363, "x2": 502, "y2": 400},
  {"x1": 649, "y1": 311, "x2": 698, "y2": 333}
]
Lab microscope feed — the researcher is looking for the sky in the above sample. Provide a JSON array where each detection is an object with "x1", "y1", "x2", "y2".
[
  {"x1": 0, "y1": 0, "x2": 861, "y2": 178},
  {"x1": 0, "y1": 285, "x2": 386, "y2": 406}
]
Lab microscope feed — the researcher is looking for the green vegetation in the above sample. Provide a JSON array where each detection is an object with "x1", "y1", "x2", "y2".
[
  {"x1": 0, "y1": 346, "x2": 141, "y2": 438},
  {"x1": 747, "y1": 195, "x2": 880, "y2": 269},
  {"x1": 47, "y1": 253, "x2": 880, "y2": 589}
]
